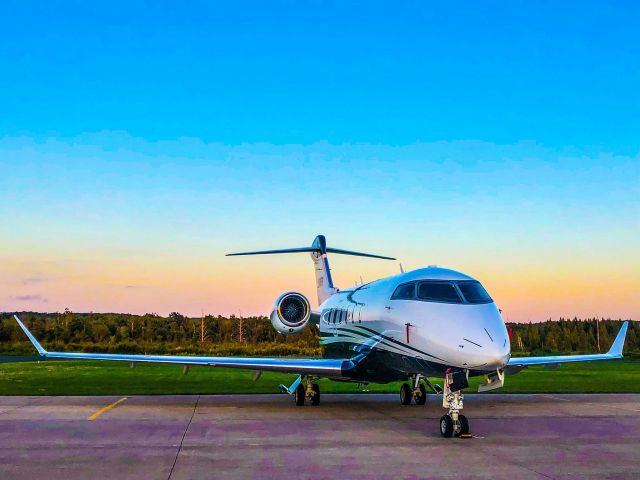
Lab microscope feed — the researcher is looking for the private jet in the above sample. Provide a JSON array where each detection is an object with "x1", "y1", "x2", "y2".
[{"x1": 13, "y1": 235, "x2": 629, "y2": 437}]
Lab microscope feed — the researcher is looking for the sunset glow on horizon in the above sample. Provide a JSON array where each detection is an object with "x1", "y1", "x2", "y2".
[{"x1": 1, "y1": 135, "x2": 637, "y2": 321}]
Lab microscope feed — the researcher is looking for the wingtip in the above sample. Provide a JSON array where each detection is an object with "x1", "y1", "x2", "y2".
[
  {"x1": 607, "y1": 321, "x2": 629, "y2": 357},
  {"x1": 13, "y1": 314, "x2": 47, "y2": 356}
]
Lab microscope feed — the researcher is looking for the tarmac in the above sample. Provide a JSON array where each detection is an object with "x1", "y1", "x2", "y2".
[{"x1": 0, "y1": 393, "x2": 639, "y2": 479}]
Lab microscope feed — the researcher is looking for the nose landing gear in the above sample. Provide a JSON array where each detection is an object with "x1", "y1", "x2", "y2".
[{"x1": 440, "y1": 369, "x2": 471, "y2": 438}]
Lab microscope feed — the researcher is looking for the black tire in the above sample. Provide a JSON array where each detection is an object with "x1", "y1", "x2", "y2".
[
  {"x1": 311, "y1": 384, "x2": 320, "y2": 406},
  {"x1": 294, "y1": 384, "x2": 305, "y2": 406},
  {"x1": 400, "y1": 383, "x2": 412, "y2": 405},
  {"x1": 440, "y1": 414, "x2": 454, "y2": 438},
  {"x1": 458, "y1": 414, "x2": 469, "y2": 435},
  {"x1": 414, "y1": 384, "x2": 427, "y2": 405}
]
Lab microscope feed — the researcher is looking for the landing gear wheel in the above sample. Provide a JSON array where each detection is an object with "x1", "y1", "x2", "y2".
[
  {"x1": 311, "y1": 384, "x2": 320, "y2": 406},
  {"x1": 440, "y1": 414, "x2": 454, "y2": 438},
  {"x1": 457, "y1": 414, "x2": 469, "y2": 435},
  {"x1": 294, "y1": 384, "x2": 305, "y2": 406},
  {"x1": 400, "y1": 383, "x2": 412, "y2": 405},
  {"x1": 414, "y1": 384, "x2": 427, "y2": 405}
]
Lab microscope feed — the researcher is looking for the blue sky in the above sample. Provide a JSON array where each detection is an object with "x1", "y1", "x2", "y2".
[
  {"x1": 0, "y1": 2, "x2": 638, "y2": 319},
  {"x1": 1, "y1": 1, "x2": 639, "y2": 150}
]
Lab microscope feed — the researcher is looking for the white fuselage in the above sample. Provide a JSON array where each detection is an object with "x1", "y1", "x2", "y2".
[{"x1": 317, "y1": 267, "x2": 510, "y2": 375}]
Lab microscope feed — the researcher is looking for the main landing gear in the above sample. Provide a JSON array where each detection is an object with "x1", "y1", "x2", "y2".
[
  {"x1": 439, "y1": 369, "x2": 470, "y2": 438},
  {"x1": 288, "y1": 376, "x2": 320, "y2": 406},
  {"x1": 399, "y1": 374, "x2": 429, "y2": 405}
]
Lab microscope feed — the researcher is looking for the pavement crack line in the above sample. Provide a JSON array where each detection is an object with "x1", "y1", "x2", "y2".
[
  {"x1": 167, "y1": 395, "x2": 200, "y2": 480},
  {"x1": 0, "y1": 397, "x2": 44, "y2": 417}
]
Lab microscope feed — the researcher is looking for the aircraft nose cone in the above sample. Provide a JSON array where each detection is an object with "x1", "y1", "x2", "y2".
[{"x1": 485, "y1": 344, "x2": 510, "y2": 369}]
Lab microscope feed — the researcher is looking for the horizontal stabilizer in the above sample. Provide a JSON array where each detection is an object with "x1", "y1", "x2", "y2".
[
  {"x1": 227, "y1": 234, "x2": 395, "y2": 260},
  {"x1": 227, "y1": 247, "x2": 317, "y2": 256},
  {"x1": 325, "y1": 247, "x2": 395, "y2": 260}
]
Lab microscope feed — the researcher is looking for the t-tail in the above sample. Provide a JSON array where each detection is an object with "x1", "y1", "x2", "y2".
[{"x1": 227, "y1": 235, "x2": 395, "y2": 305}]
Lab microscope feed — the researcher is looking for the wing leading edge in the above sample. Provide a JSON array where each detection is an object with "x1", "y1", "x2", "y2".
[
  {"x1": 508, "y1": 321, "x2": 629, "y2": 367},
  {"x1": 12, "y1": 315, "x2": 348, "y2": 377}
]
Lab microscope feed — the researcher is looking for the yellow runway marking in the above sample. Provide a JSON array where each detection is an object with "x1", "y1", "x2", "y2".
[{"x1": 88, "y1": 397, "x2": 128, "y2": 421}]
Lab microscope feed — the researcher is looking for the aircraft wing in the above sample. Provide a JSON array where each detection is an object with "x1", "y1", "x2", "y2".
[
  {"x1": 507, "y1": 321, "x2": 628, "y2": 367},
  {"x1": 12, "y1": 315, "x2": 347, "y2": 377}
]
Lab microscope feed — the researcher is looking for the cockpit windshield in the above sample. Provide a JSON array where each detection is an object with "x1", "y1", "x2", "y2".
[
  {"x1": 417, "y1": 282, "x2": 463, "y2": 303},
  {"x1": 456, "y1": 281, "x2": 492, "y2": 304},
  {"x1": 391, "y1": 283, "x2": 415, "y2": 299},
  {"x1": 391, "y1": 280, "x2": 493, "y2": 304}
]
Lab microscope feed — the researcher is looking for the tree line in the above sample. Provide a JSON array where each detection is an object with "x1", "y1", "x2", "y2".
[
  {"x1": 0, "y1": 311, "x2": 637, "y2": 357},
  {"x1": 508, "y1": 318, "x2": 638, "y2": 355}
]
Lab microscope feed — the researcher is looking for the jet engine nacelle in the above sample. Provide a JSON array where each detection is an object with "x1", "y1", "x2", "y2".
[{"x1": 270, "y1": 292, "x2": 311, "y2": 334}]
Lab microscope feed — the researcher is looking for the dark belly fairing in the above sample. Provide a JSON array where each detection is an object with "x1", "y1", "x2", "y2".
[{"x1": 327, "y1": 341, "x2": 451, "y2": 383}]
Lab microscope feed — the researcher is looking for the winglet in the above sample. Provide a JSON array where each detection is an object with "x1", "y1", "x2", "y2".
[
  {"x1": 13, "y1": 315, "x2": 47, "y2": 356},
  {"x1": 607, "y1": 321, "x2": 628, "y2": 358}
]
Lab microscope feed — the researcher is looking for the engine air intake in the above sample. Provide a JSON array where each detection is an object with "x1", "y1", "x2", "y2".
[
  {"x1": 271, "y1": 292, "x2": 311, "y2": 334},
  {"x1": 279, "y1": 295, "x2": 308, "y2": 326}
]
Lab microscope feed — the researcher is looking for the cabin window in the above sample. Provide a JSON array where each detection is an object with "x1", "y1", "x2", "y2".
[
  {"x1": 456, "y1": 281, "x2": 492, "y2": 304},
  {"x1": 391, "y1": 283, "x2": 415, "y2": 300},
  {"x1": 417, "y1": 281, "x2": 462, "y2": 303}
]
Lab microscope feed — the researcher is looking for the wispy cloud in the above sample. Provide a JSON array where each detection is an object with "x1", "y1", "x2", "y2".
[
  {"x1": 23, "y1": 275, "x2": 50, "y2": 285},
  {"x1": 15, "y1": 294, "x2": 48, "y2": 303}
]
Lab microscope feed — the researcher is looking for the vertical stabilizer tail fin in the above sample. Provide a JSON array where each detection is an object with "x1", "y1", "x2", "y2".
[{"x1": 310, "y1": 235, "x2": 338, "y2": 305}]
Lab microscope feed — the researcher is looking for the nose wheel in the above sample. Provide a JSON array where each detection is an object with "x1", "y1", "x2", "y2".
[{"x1": 440, "y1": 413, "x2": 469, "y2": 438}]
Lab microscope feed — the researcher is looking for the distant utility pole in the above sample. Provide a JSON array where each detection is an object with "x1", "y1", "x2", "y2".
[
  {"x1": 596, "y1": 318, "x2": 601, "y2": 352},
  {"x1": 238, "y1": 309, "x2": 244, "y2": 343},
  {"x1": 200, "y1": 308, "x2": 206, "y2": 344}
]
